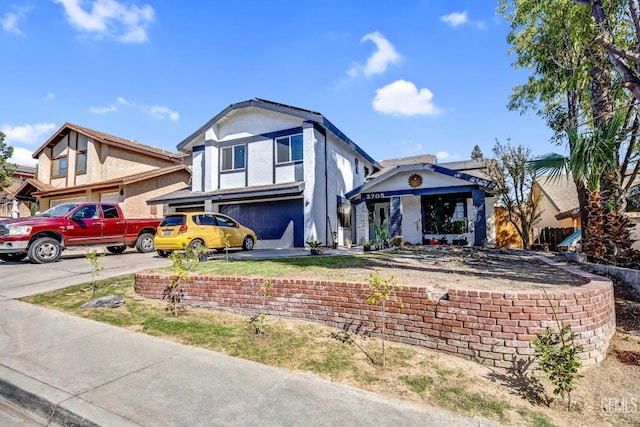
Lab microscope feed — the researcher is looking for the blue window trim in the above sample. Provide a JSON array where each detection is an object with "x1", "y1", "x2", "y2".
[
  {"x1": 275, "y1": 133, "x2": 303, "y2": 165},
  {"x1": 220, "y1": 144, "x2": 246, "y2": 172}
]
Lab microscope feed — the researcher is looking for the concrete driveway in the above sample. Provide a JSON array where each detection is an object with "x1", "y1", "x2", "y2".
[{"x1": 0, "y1": 248, "x2": 172, "y2": 299}]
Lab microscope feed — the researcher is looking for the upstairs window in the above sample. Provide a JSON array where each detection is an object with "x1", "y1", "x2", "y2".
[
  {"x1": 276, "y1": 134, "x2": 303, "y2": 164},
  {"x1": 76, "y1": 135, "x2": 88, "y2": 174},
  {"x1": 51, "y1": 139, "x2": 68, "y2": 178},
  {"x1": 221, "y1": 144, "x2": 246, "y2": 171},
  {"x1": 355, "y1": 158, "x2": 359, "y2": 174}
]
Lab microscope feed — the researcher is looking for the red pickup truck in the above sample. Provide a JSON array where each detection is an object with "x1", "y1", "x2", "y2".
[{"x1": 0, "y1": 203, "x2": 161, "y2": 264}]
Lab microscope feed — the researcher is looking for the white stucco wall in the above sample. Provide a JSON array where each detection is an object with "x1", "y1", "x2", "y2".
[
  {"x1": 215, "y1": 108, "x2": 302, "y2": 141},
  {"x1": 303, "y1": 126, "x2": 324, "y2": 244},
  {"x1": 220, "y1": 171, "x2": 245, "y2": 189},
  {"x1": 204, "y1": 144, "x2": 217, "y2": 192},
  {"x1": 190, "y1": 149, "x2": 203, "y2": 192},
  {"x1": 248, "y1": 138, "x2": 273, "y2": 186}
]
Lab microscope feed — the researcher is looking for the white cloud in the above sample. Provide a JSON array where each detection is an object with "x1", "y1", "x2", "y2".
[
  {"x1": 101, "y1": 97, "x2": 179, "y2": 121},
  {"x1": 2, "y1": 123, "x2": 57, "y2": 144},
  {"x1": 149, "y1": 106, "x2": 179, "y2": 121},
  {"x1": 45, "y1": 92, "x2": 56, "y2": 101},
  {"x1": 347, "y1": 31, "x2": 402, "y2": 78},
  {"x1": 53, "y1": 0, "x2": 154, "y2": 43},
  {"x1": 441, "y1": 11, "x2": 468, "y2": 27},
  {"x1": 1, "y1": 5, "x2": 32, "y2": 35},
  {"x1": 373, "y1": 80, "x2": 441, "y2": 117},
  {"x1": 436, "y1": 151, "x2": 462, "y2": 162},
  {"x1": 90, "y1": 104, "x2": 118, "y2": 114},
  {"x1": 9, "y1": 147, "x2": 37, "y2": 167},
  {"x1": 117, "y1": 96, "x2": 132, "y2": 106}
]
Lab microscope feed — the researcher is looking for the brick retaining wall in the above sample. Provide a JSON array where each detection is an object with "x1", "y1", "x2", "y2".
[{"x1": 135, "y1": 255, "x2": 615, "y2": 367}]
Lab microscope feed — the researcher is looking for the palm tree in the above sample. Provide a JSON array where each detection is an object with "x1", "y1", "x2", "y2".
[{"x1": 529, "y1": 112, "x2": 636, "y2": 265}]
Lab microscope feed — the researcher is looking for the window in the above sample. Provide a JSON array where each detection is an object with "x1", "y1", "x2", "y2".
[
  {"x1": 221, "y1": 145, "x2": 246, "y2": 171},
  {"x1": 76, "y1": 135, "x2": 87, "y2": 174},
  {"x1": 51, "y1": 140, "x2": 68, "y2": 177},
  {"x1": 422, "y1": 196, "x2": 468, "y2": 234},
  {"x1": 102, "y1": 205, "x2": 120, "y2": 219},
  {"x1": 214, "y1": 214, "x2": 237, "y2": 227},
  {"x1": 355, "y1": 158, "x2": 359, "y2": 175},
  {"x1": 276, "y1": 134, "x2": 303, "y2": 163}
]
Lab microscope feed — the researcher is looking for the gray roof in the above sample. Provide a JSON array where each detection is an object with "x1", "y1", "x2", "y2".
[{"x1": 535, "y1": 175, "x2": 578, "y2": 213}]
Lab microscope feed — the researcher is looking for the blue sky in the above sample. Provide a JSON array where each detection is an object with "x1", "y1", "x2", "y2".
[{"x1": 1, "y1": 0, "x2": 555, "y2": 168}]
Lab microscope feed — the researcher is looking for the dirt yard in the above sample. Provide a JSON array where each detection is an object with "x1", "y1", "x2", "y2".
[
  {"x1": 342, "y1": 246, "x2": 640, "y2": 426},
  {"x1": 263, "y1": 246, "x2": 640, "y2": 426}
]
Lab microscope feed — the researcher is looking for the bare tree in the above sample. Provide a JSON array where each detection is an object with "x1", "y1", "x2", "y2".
[{"x1": 484, "y1": 140, "x2": 541, "y2": 250}]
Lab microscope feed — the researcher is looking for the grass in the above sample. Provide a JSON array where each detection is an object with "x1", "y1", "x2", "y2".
[
  {"x1": 155, "y1": 254, "x2": 385, "y2": 281},
  {"x1": 22, "y1": 272, "x2": 563, "y2": 427}
]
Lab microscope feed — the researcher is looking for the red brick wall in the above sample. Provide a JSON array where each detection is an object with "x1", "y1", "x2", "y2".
[{"x1": 135, "y1": 255, "x2": 615, "y2": 367}]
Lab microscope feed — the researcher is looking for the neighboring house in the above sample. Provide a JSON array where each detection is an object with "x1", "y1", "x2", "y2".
[
  {"x1": 150, "y1": 98, "x2": 497, "y2": 249},
  {"x1": 346, "y1": 157, "x2": 496, "y2": 247},
  {"x1": 0, "y1": 165, "x2": 36, "y2": 218},
  {"x1": 532, "y1": 173, "x2": 640, "y2": 250},
  {"x1": 13, "y1": 123, "x2": 191, "y2": 218},
  {"x1": 149, "y1": 98, "x2": 380, "y2": 248},
  {"x1": 533, "y1": 175, "x2": 580, "y2": 230}
]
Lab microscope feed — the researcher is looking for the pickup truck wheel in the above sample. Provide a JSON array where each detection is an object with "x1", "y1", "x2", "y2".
[
  {"x1": 28, "y1": 237, "x2": 61, "y2": 264},
  {"x1": 0, "y1": 252, "x2": 27, "y2": 262},
  {"x1": 106, "y1": 245, "x2": 127, "y2": 254},
  {"x1": 242, "y1": 236, "x2": 254, "y2": 251},
  {"x1": 135, "y1": 233, "x2": 155, "y2": 253}
]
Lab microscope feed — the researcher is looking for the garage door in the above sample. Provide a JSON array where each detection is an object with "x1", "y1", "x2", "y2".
[{"x1": 220, "y1": 199, "x2": 304, "y2": 247}]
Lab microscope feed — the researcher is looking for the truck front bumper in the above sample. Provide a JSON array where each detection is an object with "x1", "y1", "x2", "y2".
[{"x1": 0, "y1": 239, "x2": 29, "y2": 253}]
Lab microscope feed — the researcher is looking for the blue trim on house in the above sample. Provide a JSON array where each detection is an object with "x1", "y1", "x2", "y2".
[
  {"x1": 193, "y1": 145, "x2": 205, "y2": 152},
  {"x1": 360, "y1": 185, "x2": 477, "y2": 201},
  {"x1": 262, "y1": 127, "x2": 303, "y2": 139},
  {"x1": 472, "y1": 189, "x2": 487, "y2": 246},
  {"x1": 429, "y1": 164, "x2": 495, "y2": 189}
]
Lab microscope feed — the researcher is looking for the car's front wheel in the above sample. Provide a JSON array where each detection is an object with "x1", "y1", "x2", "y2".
[
  {"x1": 242, "y1": 236, "x2": 254, "y2": 251},
  {"x1": 28, "y1": 237, "x2": 62, "y2": 264}
]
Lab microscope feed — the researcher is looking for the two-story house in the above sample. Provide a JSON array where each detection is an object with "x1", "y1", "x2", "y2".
[
  {"x1": 148, "y1": 99, "x2": 380, "y2": 248},
  {"x1": 13, "y1": 123, "x2": 191, "y2": 217},
  {"x1": 150, "y1": 98, "x2": 498, "y2": 249}
]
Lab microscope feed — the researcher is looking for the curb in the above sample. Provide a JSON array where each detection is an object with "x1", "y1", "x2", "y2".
[{"x1": 0, "y1": 365, "x2": 139, "y2": 427}]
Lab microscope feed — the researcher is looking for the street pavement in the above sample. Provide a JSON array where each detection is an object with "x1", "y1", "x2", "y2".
[{"x1": 0, "y1": 248, "x2": 498, "y2": 426}]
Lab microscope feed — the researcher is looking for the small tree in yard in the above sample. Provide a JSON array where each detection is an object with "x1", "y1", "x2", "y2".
[
  {"x1": 164, "y1": 244, "x2": 200, "y2": 316},
  {"x1": 221, "y1": 230, "x2": 231, "y2": 262},
  {"x1": 365, "y1": 270, "x2": 402, "y2": 367},
  {"x1": 249, "y1": 279, "x2": 273, "y2": 334},
  {"x1": 85, "y1": 249, "x2": 104, "y2": 296},
  {"x1": 484, "y1": 139, "x2": 541, "y2": 250},
  {"x1": 531, "y1": 291, "x2": 583, "y2": 411}
]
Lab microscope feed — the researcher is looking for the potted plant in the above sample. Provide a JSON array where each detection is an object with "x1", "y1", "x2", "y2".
[
  {"x1": 306, "y1": 240, "x2": 324, "y2": 255},
  {"x1": 363, "y1": 241, "x2": 373, "y2": 252}
]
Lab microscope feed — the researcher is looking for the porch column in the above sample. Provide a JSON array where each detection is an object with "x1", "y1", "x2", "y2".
[
  {"x1": 389, "y1": 196, "x2": 402, "y2": 238},
  {"x1": 355, "y1": 201, "x2": 369, "y2": 245},
  {"x1": 472, "y1": 189, "x2": 487, "y2": 246}
]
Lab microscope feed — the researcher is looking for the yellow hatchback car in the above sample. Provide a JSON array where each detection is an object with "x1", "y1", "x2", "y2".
[{"x1": 154, "y1": 212, "x2": 257, "y2": 257}]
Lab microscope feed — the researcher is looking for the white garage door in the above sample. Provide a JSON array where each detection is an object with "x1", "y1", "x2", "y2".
[{"x1": 100, "y1": 192, "x2": 120, "y2": 204}]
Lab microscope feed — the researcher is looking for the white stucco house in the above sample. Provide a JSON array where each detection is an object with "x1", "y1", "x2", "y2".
[
  {"x1": 151, "y1": 98, "x2": 496, "y2": 248},
  {"x1": 149, "y1": 99, "x2": 380, "y2": 248}
]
